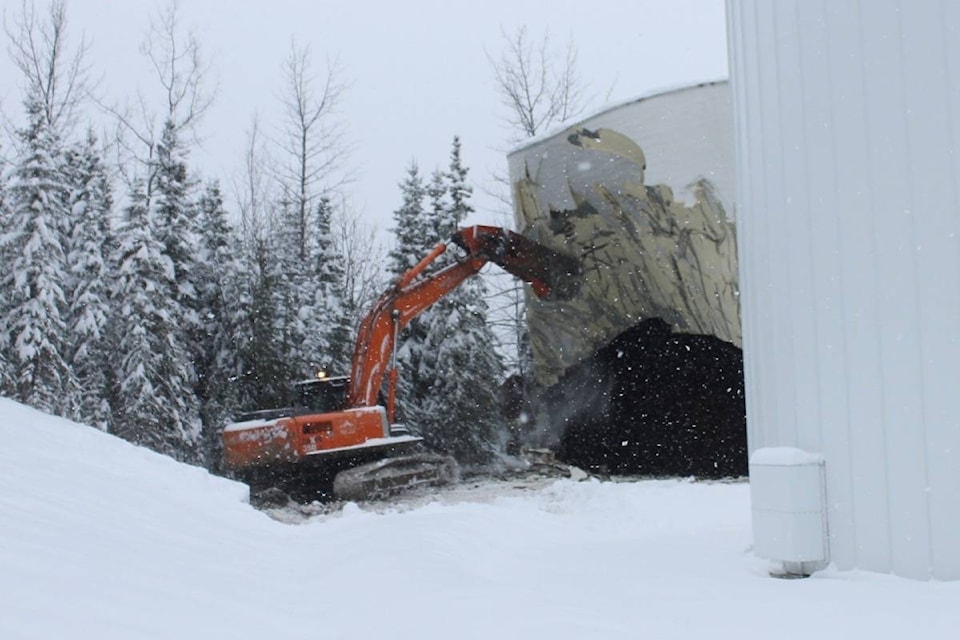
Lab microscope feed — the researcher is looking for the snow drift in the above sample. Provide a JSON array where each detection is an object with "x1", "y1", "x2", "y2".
[{"x1": 1, "y1": 397, "x2": 958, "y2": 639}]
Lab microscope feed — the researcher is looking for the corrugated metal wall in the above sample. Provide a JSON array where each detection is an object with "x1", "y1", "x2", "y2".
[{"x1": 727, "y1": 0, "x2": 960, "y2": 579}]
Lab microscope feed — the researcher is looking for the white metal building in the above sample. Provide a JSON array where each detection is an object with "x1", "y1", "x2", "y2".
[
  {"x1": 506, "y1": 82, "x2": 740, "y2": 387},
  {"x1": 508, "y1": 81, "x2": 736, "y2": 221},
  {"x1": 727, "y1": 0, "x2": 960, "y2": 579}
]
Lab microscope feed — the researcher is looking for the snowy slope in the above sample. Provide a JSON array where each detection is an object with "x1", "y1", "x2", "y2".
[{"x1": 1, "y1": 398, "x2": 958, "y2": 640}]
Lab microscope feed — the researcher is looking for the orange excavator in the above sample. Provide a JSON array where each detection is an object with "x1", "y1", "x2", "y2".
[{"x1": 222, "y1": 225, "x2": 581, "y2": 502}]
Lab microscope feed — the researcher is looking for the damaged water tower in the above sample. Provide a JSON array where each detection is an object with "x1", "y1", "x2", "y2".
[
  {"x1": 728, "y1": 0, "x2": 960, "y2": 579},
  {"x1": 508, "y1": 81, "x2": 748, "y2": 478}
]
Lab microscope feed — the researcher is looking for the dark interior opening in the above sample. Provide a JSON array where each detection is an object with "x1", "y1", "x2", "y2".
[{"x1": 537, "y1": 318, "x2": 748, "y2": 478}]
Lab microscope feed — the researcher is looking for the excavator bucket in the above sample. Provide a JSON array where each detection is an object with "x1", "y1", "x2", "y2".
[{"x1": 451, "y1": 226, "x2": 583, "y2": 302}]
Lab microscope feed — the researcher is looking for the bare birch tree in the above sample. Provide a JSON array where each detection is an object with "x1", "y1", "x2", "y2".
[
  {"x1": 275, "y1": 39, "x2": 350, "y2": 261},
  {"x1": 488, "y1": 26, "x2": 586, "y2": 144},
  {"x1": 232, "y1": 113, "x2": 276, "y2": 249},
  {"x1": 4, "y1": 0, "x2": 91, "y2": 138},
  {"x1": 484, "y1": 26, "x2": 590, "y2": 377},
  {"x1": 102, "y1": 0, "x2": 216, "y2": 193},
  {"x1": 332, "y1": 198, "x2": 385, "y2": 331}
]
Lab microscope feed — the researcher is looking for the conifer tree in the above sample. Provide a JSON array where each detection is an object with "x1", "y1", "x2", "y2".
[
  {"x1": 62, "y1": 130, "x2": 114, "y2": 428},
  {"x1": 194, "y1": 180, "x2": 245, "y2": 465},
  {"x1": 215, "y1": 260, "x2": 255, "y2": 416},
  {"x1": 388, "y1": 162, "x2": 432, "y2": 428},
  {"x1": 386, "y1": 142, "x2": 506, "y2": 461},
  {"x1": 235, "y1": 238, "x2": 296, "y2": 410},
  {"x1": 310, "y1": 195, "x2": 352, "y2": 371},
  {"x1": 388, "y1": 162, "x2": 430, "y2": 275},
  {"x1": 143, "y1": 119, "x2": 203, "y2": 460},
  {"x1": 0, "y1": 147, "x2": 10, "y2": 235},
  {"x1": 425, "y1": 170, "x2": 451, "y2": 251},
  {"x1": 417, "y1": 137, "x2": 505, "y2": 462},
  {"x1": 108, "y1": 181, "x2": 201, "y2": 463},
  {"x1": 0, "y1": 147, "x2": 13, "y2": 392},
  {"x1": 446, "y1": 137, "x2": 472, "y2": 226},
  {"x1": 419, "y1": 287, "x2": 505, "y2": 462},
  {"x1": 153, "y1": 120, "x2": 201, "y2": 316},
  {"x1": 0, "y1": 100, "x2": 77, "y2": 415},
  {"x1": 395, "y1": 167, "x2": 453, "y2": 431},
  {"x1": 272, "y1": 197, "x2": 313, "y2": 378}
]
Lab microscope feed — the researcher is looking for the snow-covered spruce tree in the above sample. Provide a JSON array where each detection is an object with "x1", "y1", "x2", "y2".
[
  {"x1": 1, "y1": 0, "x2": 92, "y2": 407},
  {"x1": 214, "y1": 261, "x2": 255, "y2": 416},
  {"x1": 308, "y1": 195, "x2": 352, "y2": 372},
  {"x1": 147, "y1": 119, "x2": 204, "y2": 460},
  {"x1": 271, "y1": 196, "x2": 314, "y2": 378},
  {"x1": 417, "y1": 138, "x2": 506, "y2": 462},
  {"x1": 446, "y1": 137, "x2": 473, "y2": 225},
  {"x1": 386, "y1": 142, "x2": 506, "y2": 462},
  {"x1": 62, "y1": 130, "x2": 114, "y2": 429},
  {"x1": 388, "y1": 162, "x2": 433, "y2": 429},
  {"x1": 234, "y1": 237, "x2": 297, "y2": 410},
  {"x1": 0, "y1": 147, "x2": 13, "y2": 393},
  {"x1": 194, "y1": 180, "x2": 246, "y2": 466},
  {"x1": 107, "y1": 181, "x2": 201, "y2": 463},
  {"x1": 153, "y1": 119, "x2": 201, "y2": 325},
  {"x1": 0, "y1": 100, "x2": 78, "y2": 415},
  {"x1": 388, "y1": 162, "x2": 431, "y2": 274}
]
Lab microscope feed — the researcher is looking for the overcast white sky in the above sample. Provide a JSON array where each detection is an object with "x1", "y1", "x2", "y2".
[{"x1": 1, "y1": 0, "x2": 729, "y2": 236}]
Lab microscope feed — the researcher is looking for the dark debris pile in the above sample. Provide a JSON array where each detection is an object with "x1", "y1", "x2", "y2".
[{"x1": 539, "y1": 318, "x2": 748, "y2": 479}]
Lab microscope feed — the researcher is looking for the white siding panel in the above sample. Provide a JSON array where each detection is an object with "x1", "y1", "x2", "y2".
[
  {"x1": 902, "y1": 0, "x2": 960, "y2": 580},
  {"x1": 755, "y1": 1, "x2": 799, "y2": 448},
  {"x1": 796, "y1": 0, "x2": 858, "y2": 571},
  {"x1": 726, "y1": 0, "x2": 766, "y2": 454},
  {"x1": 929, "y1": 0, "x2": 960, "y2": 581},
  {"x1": 823, "y1": 0, "x2": 891, "y2": 573},
  {"x1": 862, "y1": 2, "x2": 932, "y2": 581},
  {"x1": 728, "y1": 0, "x2": 960, "y2": 579}
]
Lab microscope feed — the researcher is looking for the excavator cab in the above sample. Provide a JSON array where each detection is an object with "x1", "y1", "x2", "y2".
[
  {"x1": 294, "y1": 374, "x2": 400, "y2": 427},
  {"x1": 295, "y1": 375, "x2": 349, "y2": 415}
]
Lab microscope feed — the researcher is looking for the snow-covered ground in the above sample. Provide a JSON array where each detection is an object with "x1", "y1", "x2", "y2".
[{"x1": 2, "y1": 398, "x2": 958, "y2": 639}]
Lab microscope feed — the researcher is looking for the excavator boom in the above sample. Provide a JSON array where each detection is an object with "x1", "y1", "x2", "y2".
[{"x1": 348, "y1": 225, "x2": 582, "y2": 418}]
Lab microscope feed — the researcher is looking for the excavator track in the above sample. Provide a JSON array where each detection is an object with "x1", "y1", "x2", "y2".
[
  {"x1": 332, "y1": 453, "x2": 460, "y2": 501},
  {"x1": 242, "y1": 448, "x2": 459, "y2": 506}
]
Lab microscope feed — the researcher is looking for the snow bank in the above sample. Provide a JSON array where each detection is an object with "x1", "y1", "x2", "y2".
[
  {"x1": 1, "y1": 398, "x2": 958, "y2": 639},
  {"x1": 750, "y1": 446, "x2": 823, "y2": 466}
]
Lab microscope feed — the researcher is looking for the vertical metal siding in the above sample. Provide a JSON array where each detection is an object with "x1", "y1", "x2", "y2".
[
  {"x1": 728, "y1": 0, "x2": 960, "y2": 579},
  {"x1": 822, "y1": 0, "x2": 890, "y2": 573}
]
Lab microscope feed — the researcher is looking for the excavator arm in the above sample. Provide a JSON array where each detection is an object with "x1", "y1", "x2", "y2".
[{"x1": 347, "y1": 225, "x2": 581, "y2": 421}]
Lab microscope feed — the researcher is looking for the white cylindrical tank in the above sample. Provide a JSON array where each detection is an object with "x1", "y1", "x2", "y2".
[
  {"x1": 728, "y1": 0, "x2": 960, "y2": 579},
  {"x1": 507, "y1": 82, "x2": 739, "y2": 387}
]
